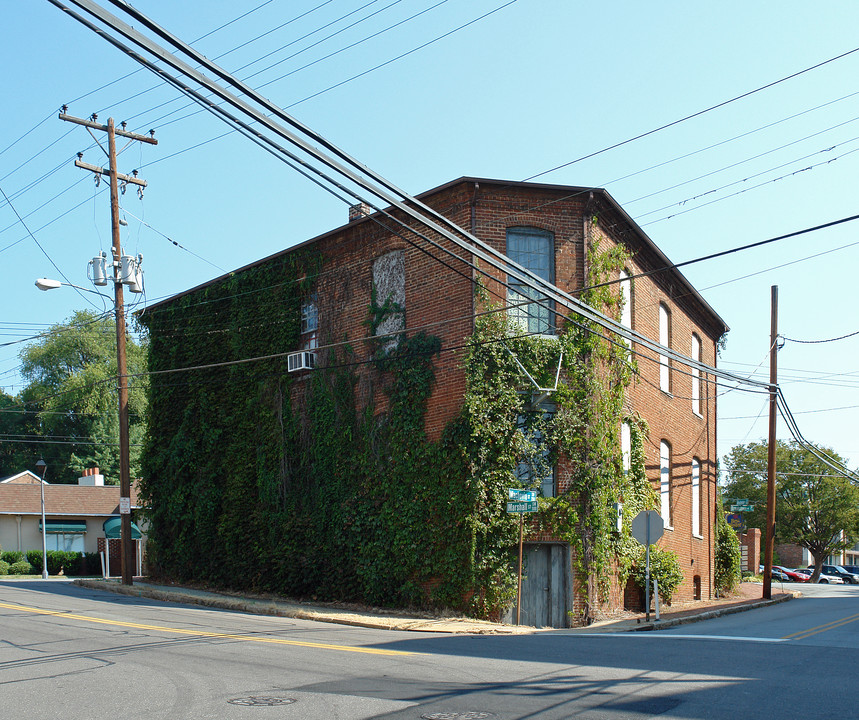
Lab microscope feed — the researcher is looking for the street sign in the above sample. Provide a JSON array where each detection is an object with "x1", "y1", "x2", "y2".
[
  {"x1": 631, "y1": 510, "x2": 664, "y2": 545},
  {"x1": 119, "y1": 497, "x2": 131, "y2": 515},
  {"x1": 508, "y1": 488, "x2": 537, "y2": 503},
  {"x1": 506, "y1": 500, "x2": 538, "y2": 513},
  {"x1": 726, "y1": 513, "x2": 746, "y2": 530},
  {"x1": 731, "y1": 505, "x2": 753, "y2": 512}
]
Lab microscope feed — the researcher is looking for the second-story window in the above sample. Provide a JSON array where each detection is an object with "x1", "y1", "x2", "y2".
[
  {"x1": 300, "y1": 292, "x2": 318, "y2": 350},
  {"x1": 507, "y1": 227, "x2": 554, "y2": 335},
  {"x1": 516, "y1": 401, "x2": 556, "y2": 498}
]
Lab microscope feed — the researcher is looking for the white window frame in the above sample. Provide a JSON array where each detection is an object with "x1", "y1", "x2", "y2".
[
  {"x1": 300, "y1": 292, "x2": 318, "y2": 350},
  {"x1": 621, "y1": 421, "x2": 631, "y2": 474},
  {"x1": 619, "y1": 269, "x2": 631, "y2": 358},
  {"x1": 692, "y1": 457, "x2": 701, "y2": 538},
  {"x1": 691, "y1": 333, "x2": 701, "y2": 416},
  {"x1": 659, "y1": 303, "x2": 670, "y2": 393},
  {"x1": 660, "y1": 440, "x2": 672, "y2": 527},
  {"x1": 506, "y1": 227, "x2": 555, "y2": 335}
]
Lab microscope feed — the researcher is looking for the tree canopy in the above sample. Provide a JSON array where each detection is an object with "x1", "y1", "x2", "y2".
[
  {"x1": 0, "y1": 310, "x2": 148, "y2": 483},
  {"x1": 722, "y1": 440, "x2": 859, "y2": 576}
]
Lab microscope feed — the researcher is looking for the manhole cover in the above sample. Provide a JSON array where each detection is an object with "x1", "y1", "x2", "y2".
[
  {"x1": 227, "y1": 696, "x2": 297, "y2": 706},
  {"x1": 421, "y1": 713, "x2": 496, "y2": 720}
]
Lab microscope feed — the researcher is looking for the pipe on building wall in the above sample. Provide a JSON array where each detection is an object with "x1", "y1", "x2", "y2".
[{"x1": 16, "y1": 514, "x2": 21, "y2": 551}]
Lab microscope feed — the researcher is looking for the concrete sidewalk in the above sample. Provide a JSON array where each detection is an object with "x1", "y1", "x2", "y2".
[{"x1": 73, "y1": 578, "x2": 797, "y2": 635}]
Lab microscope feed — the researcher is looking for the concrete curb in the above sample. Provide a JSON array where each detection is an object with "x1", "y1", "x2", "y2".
[
  {"x1": 73, "y1": 579, "x2": 796, "y2": 635},
  {"x1": 627, "y1": 592, "x2": 797, "y2": 632},
  {"x1": 73, "y1": 579, "x2": 528, "y2": 634}
]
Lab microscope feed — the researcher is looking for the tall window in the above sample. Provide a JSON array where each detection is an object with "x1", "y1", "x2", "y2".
[
  {"x1": 619, "y1": 269, "x2": 632, "y2": 357},
  {"x1": 507, "y1": 227, "x2": 554, "y2": 335},
  {"x1": 300, "y1": 292, "x2": 318, "y2": 350},
  {"x1": 660, "y1": 440, "x2": 672, "y2": 527},
  {"x1": 691, "y1": 333, "x2": 701, "y2": 415},
  {"x1": 621, "y1": 421, "x2": 631, "y2": 474},
  {"x1": 659, "y1": 303, "x2": 670, "y2": 392},
  {"x1": 372, "y1": 250, "x2": 405, "y2": 353},
  {"x1": 691, "y1": 457, "x2": 701, "y2": 537},
  {"x1": 516, "y1": 401, "x2": 556, "y2": 497}
]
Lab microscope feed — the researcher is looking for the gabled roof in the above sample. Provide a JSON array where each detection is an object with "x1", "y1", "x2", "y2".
[
  {"x1": 0, "y1": 470, "x2": 46, "y2": 485},
  {"x1": 0, "y1": 483, "x2": 141, "y2": 516},
  {"x1": 144, "y1": 176, "x2": 727, "y2": 335}
]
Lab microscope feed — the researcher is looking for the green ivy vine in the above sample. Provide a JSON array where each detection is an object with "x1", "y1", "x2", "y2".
[{"x1": 140, "y1": 229, "x2": 670, "y2": 622}]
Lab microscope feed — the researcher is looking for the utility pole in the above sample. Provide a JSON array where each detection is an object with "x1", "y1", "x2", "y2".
[
  {"x1": 763, "y1": 285, "x2": 778, "y2": 600},
  {"x1": 60, "y1": 110, "x2": 157, "y2": 586}
]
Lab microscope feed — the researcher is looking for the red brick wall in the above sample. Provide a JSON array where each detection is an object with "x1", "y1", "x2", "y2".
[{"x1": 283, "y1": 178, "x2": 723, "y2": 610}]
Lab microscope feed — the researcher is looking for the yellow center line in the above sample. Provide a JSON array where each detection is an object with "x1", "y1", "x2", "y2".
[
  {"x1": 781, "y1": 611, "x2": 859, "y2": 641},
  {"x1": 0, "y1": 601, "x2": 419, "y2": 656}
]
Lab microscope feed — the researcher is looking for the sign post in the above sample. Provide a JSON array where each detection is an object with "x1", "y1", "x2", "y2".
[
  {"x1": 631, "y1": 510, "x2": 665, "y2": 622},
  {"x1": 507, "y1": 489, "x2": 538, "y2": 625}
]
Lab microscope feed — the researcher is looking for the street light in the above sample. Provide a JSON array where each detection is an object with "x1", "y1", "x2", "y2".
[
  {"x1": 35, "y1": 459, "x2": 48, "y2": 579},
  {"x1": 35, "y1": 270, "x2": 136, "y2": 585}
]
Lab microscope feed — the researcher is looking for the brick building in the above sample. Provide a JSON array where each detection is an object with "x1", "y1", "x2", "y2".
[{"x1": 144, "y1": 177, "x2": 727, "y2": 626}]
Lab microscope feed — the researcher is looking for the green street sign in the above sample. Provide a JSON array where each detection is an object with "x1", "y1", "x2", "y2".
[{"x1": 506, "y1": 500, "x2": 538, "y2": 513}]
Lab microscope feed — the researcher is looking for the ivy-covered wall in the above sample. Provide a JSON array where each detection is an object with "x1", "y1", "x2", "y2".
[{"x1": 140, "y1": 179, "x2": 721, "y2": 621}]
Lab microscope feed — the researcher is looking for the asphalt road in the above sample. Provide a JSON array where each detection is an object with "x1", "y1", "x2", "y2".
[{"x1": 2, "y1": 579, "x2": 858, "y2": 719}]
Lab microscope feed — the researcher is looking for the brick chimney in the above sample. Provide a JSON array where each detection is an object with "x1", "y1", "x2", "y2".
[
  {"x1": 348, "y1": 202, "x2": 372, "y2": 222},
  {"x1": 78, "y1": 467, "x2": 105, "y2": 486}
]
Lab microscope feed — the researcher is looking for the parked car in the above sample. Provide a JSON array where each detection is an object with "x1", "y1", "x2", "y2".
[
  {"x1": 804, "y1": 567, "x2": 845, "y2": 584},
  {"x1": 773, "y1": 565, "x2": 808, "y2": 582},
  {"x1": 759, "y1": 565, "x2": 791, "y2": 583},
  {"x1": 821, "y1": 564, "x2": 859, "y2": 584},
  {"x1": 841, "y1": 564, "x2": 859, "y2": 577}
]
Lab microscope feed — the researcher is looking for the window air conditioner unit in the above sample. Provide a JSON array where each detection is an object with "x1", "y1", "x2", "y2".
[{"x1": 287, "y1": 351, "x2": 316, "y2": 373}]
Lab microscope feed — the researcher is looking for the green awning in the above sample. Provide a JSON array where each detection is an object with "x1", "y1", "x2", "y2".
[
  {"x1": 103, "y1": 517, "x2": 141, "y2": 539},
  {"x1": 39, "y1": 520, "x2": 87, "y2": 533}
]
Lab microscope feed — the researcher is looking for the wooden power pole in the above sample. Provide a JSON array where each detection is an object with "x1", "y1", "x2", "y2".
[
  {"x1": 59, "y1": 111, "x2": 157, "y2": 586},
  {"x1": 763, "y1": 285, "x2": 778, "y2": 599}
]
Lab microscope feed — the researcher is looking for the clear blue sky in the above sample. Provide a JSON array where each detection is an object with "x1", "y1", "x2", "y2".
[{"x1": 2, "y1": 1, "x2": 858, "y2": 473}]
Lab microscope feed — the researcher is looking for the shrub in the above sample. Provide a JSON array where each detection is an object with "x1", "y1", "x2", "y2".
[
  {"x1": 630, "y1": 545, "x2": 684, "y2": 604},
  {"x1": 1, "y1": 551, "x2": 25, "y2": 564},
  {"x1": 0, "y1": 560, "x2": 9, "y2": 575},
  {"x1": 9, "y1": 560, "x2": 33, "y2": 575},
  {"x1": 83, "y1": 552, "x2": 101, "y2": 576},
  {"x1": 715, "y1": 502, "x2": 741, "y2": 594},
  {"x1": 26, "y1": 550, "x2": 43, "y2": 573}
]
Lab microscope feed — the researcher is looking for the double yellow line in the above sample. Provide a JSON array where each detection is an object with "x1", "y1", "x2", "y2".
[
  {"x1": 0, "y1": 601, "x2": 418, "y2": 656},
  {"x1": 782, "y1": 610, "x2": 859, "y2": 641}
]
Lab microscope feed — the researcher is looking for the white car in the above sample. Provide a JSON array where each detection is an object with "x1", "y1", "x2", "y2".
[{"x1": 801, "y1": 568, "x2": 844, "y2": 584}]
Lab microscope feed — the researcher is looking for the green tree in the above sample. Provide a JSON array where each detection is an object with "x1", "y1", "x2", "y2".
[
  {"x1": 723, "y1": 440, "x2": 859, "y2": 579},
  {"x1": 16, "y1": 310, "x2": 147, "y2": 483},
  {"x1": 0, "y1": 390, "x2": 34, "y2": 476}
]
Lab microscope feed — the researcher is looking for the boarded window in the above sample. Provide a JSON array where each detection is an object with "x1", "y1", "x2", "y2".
[{"x1": 372, "y1": 250, "x2": 405, "y2": 352}]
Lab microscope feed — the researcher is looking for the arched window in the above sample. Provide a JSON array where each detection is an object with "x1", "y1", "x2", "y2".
[
  {"x1": 619, "y1": 269, "x2": 632, "y2": 358},
  {"x1": 659, "y1": 303, "x2": 671, "y2": 392},
  {"x1": 691, "y1": 333, "x2": 702, "y2": 415}
]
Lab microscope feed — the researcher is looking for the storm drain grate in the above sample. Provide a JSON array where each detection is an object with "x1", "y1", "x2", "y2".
[
  {"x1": 421, "y1": 713, "x2": 497, "y2": 720},
  {"x1": 227, "y1": 696, "x2": 297, "y2": 706}
]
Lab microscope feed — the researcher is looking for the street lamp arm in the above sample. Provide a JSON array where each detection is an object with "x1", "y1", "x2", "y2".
[{"x1": 35, "y1": 278, "x2": 113, "y2": 301}]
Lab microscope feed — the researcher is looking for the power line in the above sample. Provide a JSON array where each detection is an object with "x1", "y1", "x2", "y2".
[
  {"x1": 522, "y1": 45, "x2": 859, "y2": 182},
  {"x1": 782, "y1": 329, "x2": 859, "y2": 345}
]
